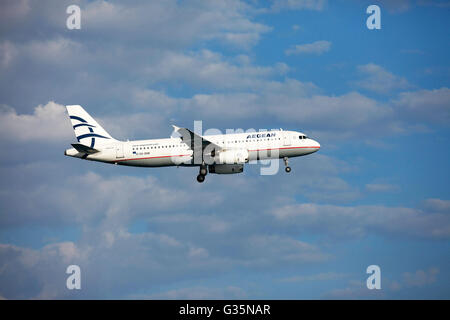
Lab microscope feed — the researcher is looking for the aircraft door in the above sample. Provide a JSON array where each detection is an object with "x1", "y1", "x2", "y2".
[
  {"x1": 116, "y1": 143, "x2": 124, "y2": 159},
  {"x1": 283, "y1": 132, "x2": 292, "y2": 146}
]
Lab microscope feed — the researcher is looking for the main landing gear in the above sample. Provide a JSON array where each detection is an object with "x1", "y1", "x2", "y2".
[
  {"x1": 197, "y1": 163, "x2": 207, "y2": 183},
  {"x1": 284, "y1": 157, "x2": 291, "y2": 173},
  {"x1": 197, "y1": 174, "x2": 205, "y2": 183}
]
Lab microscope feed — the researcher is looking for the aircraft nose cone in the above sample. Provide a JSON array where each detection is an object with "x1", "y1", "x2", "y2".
[{"x1": 313, "y1": 140, "x2": 320, "y2": 152}]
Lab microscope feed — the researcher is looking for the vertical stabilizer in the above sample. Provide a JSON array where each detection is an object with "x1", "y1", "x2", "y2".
[{"x1": 66, "y1": 105, "x2": 116, "y2": 148}]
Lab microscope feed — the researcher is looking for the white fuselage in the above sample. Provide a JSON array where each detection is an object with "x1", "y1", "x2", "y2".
[{"x1": 65, "y1": 130, "x2": 320, "y2": 167}]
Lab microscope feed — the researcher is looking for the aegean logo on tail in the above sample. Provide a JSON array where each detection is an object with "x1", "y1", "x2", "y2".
[{"x1": 70, "y1": 115, "x2": 110, "y2": 148}]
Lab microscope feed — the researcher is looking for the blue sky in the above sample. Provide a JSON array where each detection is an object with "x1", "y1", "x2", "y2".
[{"x1": 0, "y1": 0, "x2": 449, "y2": 299}]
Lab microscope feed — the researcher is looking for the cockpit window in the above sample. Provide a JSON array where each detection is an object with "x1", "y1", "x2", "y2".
[{"x1": 299, "y1": 135, "x2": 308, "y2": 139}]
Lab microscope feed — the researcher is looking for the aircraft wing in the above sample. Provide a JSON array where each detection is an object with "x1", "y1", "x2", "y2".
[{"x1": 172, "y1": 125, "x2": 222, "y2": 153}]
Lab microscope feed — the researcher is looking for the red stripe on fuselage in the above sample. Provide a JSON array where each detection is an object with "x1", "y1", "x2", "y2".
[
  {"x1": 249, "y1": 146, "x2": 320, "y2": 152},
  {"x1": 114, "y1": 146, "x2": 319, "y2": 163},
  {"x1": 115, "y1": 154, "x2": 191, "y2": 162}
]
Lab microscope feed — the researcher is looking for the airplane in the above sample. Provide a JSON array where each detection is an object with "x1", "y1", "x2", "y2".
[{"x1": 64, "y1": 105, "x2": 320, "y2": 182}]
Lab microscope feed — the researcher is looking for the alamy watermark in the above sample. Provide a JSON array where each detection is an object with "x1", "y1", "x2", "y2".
[
  {"x1": 366, "y1": 265, "x2": 381, "y2": 290},
  {"x1": 66, "y1": 5, "x2": 81, "y2": 30},
  {"x1": 169, "y1": 121, "x2": 283, "y2": 175},
  {"x1": 366, "y1": 5, "x2": 381, "y2": 30},
  {"x1": 66, "y1": 265, "x2": 81, "y2": 290}
]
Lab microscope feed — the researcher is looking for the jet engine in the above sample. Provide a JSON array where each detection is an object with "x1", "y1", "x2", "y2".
[{"x1": 215, "y1": 149, "x2": 249, "y2": 164}]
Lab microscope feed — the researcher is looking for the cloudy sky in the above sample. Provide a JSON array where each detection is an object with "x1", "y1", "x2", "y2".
[{"x1": 0, "y1": 0, "x2": 449, "y2": 299}]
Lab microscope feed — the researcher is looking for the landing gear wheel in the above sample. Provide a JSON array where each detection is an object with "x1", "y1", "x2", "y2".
[
  {"x1": 197, "y1": 174, "x2": 205, "y2": 183},
  {"x1": 199, "y1": 162, "x2": 208, "y2": 176},
  {"x1": 283, "y1": 157, "x2": 291, "y2": 173}
]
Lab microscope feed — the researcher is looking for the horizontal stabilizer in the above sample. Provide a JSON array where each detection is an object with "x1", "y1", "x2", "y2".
[{"x1": 71, "y1": 143, "x2": 99, "y2": 154}]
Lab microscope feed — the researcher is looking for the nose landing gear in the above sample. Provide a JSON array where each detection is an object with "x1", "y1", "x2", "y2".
[{"x1": 284, "y1": 157, "x2": 291, "y2": 173}]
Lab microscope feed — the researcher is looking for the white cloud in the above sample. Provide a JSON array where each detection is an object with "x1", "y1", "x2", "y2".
[
  {"x1": 3, "y1": 84, "x2": 444, "y2": 148},
  {"x1": 241, "y1": 235, "x2": 329, "y2": 266},
  {"x1": 0, "y1": 169, "x2": 195, "y2": 228},
  {"x1": 0, "y1": 0, "x2": 30, "y2": 21},
  {"x1": 376, "y1": 0, "x2": 450, "y2": 13},
  {"x1": 0, "y1": 203, "x2": 328, "y2": 298},
  {"x1": 0, "y1": 0, "x2": 449, "y2": 301},
  {"x1": 0, "y1": 0, "x2": 270, "y2": 49},
  {"x1": 402, "y1": 268, "x2": 439, "y2": 287},
  {"x1": 143, "y1": 50, "x2": 286, "y2": 90},
  {"x1": 182, "y1": 92, "x2": 260, "y2": 119},
  {"x1": 270, "y1": 91, "x2": 392, "y2": 132},
  {"x1": 137, "y1": 286, "x2": 248, "y2": 299},
  {"x1": 81, "y1": 0, "x2": 271, "y2": 49},
  {"x1": 365, "y1": 183, "x2": 400, "y2": 193},
  {"x1": 354, "y1": 63, "x2": 411, "y2": 94},
  {"x1": 270, "y1": 0, "x2": 326, "y2": 11},
  {"x1": 0, "y1": 242, "x2": 83, "y2": 299},
  {"x1": 393, "y1": 87, "x2": 450, "y2": 125},
  {"x1": 23, "y1": 38, "x2": 84, "y2": 65},
  {"x1": 285, "y1": 40, "x2": 331, "y2": 55},
  {"x1": 172, "y1": 82, "x2": 393, "y2": 139},
  {"x1": 0, "y1": 160, "x2": 340, "y2": 299},
  {"x1": 324, "y1": 266, "x2": 441, "y2": 299},
  {"x1": 323, "y1": 280, "x2": 385, "y2": 299},
  {"x1": 280, "y1": 272, "x2": 348, "y2": 283},
  {"x1": 0, "y1": 101, "x2": 72, "y2": 142},
  {"x1": 100, "y1": 111, "x2": 168, "y2": 141},
  {"x1": 422, "y1": 198, "x2": 450, "y2": 213},
  {"x1": 0, "y1": 41, "x2": 17, "y2": 68},
  {"x1": 270, "y1": 201, "x2": 450, "y2": 239},
  {"x1": 377, "y1": 0, "x2": 412, "y2": 13}
]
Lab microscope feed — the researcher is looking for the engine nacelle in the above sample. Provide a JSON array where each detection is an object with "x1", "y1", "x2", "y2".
[
  {"x1": 208, "y1": 164, "x2": 244, "y2": 174},
  {"x1": 215, "y1": 149, "x2": 249, "y2": 164}
]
